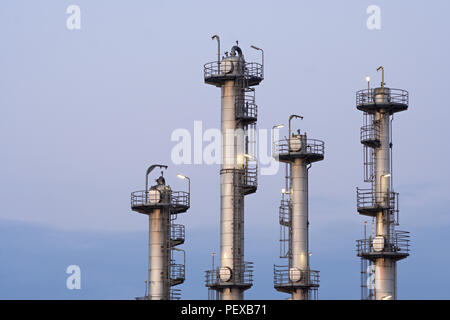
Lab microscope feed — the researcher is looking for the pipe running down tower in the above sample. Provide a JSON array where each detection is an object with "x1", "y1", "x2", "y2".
[
  {"x1": 356, "y1": 68, "x2": 410, "y2": 300},
  {"x1": 204, "y1": 37, "x2": 264, "y2": 300},
  {"x1": 273, "y1": 116, "x2": 325, "y2": 300},
  {"x1": 131, "y1": 165, "x2": 190, "y2": 300}
]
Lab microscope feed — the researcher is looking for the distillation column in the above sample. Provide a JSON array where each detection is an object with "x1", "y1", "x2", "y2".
[
  {"x1": 220, "y1": 78, "x2": 245, "y2": 300},
  {"x1": 148, "y1": 207, "x2": 169, "y2": 299},
  {"x1": 290, "y1": 158, "x2": 309, "y2": 300},
  {"x1": 131, "y1": 165, "x2": 190, "y2": 300},
  {"x1": 204, "y1": 40, "x2": 263, "y2": 300},
  {"x1": 274, "y1": 121, "x2": 324, "y2": 300},
  {"x1": 356, "y1": 69, "x2": 410, "y2": 300}
]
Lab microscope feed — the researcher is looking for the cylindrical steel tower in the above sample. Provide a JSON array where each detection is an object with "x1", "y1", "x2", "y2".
[
  {"x1": 356, "y1": 68, "x2": 410, "y2": 300},
  {"x1": 273, "y1": 118, "x2": 324, "y2": 300},
  {"x1": 204, "y1": 38, "x2": 263, "y2": 300},
  {"x1": 131, "y1": 165, "x2": 190, "y2": 300}
]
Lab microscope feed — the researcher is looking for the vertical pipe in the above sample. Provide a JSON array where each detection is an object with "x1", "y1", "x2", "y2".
[{"x1": 290, "y1": 158, "x2": 309, "y2": 300}]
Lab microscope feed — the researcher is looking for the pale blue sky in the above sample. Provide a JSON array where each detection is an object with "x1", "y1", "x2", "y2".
[{"x1": 1, "y1": 1, "x2": 449, "y2": 299}]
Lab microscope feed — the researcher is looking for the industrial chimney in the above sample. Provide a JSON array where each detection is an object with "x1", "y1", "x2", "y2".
[
  {"x1": 131, "y1": 165, "x2": 190, "y2": 300},
  {"x1": 203, "y1": 36, "x2": 264, "y2": 300},
  {"x1": 356, "y1": 68, "x2": 410, "y2": 300},
  {"x1": 272, "y1": 116, "x2": 324, "y2": 300}
]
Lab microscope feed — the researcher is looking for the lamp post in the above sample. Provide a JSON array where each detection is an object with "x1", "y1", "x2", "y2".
[
  {"x1": 177, "y1": 174, "x2": 190, "y2": 205},
  {"x1": 272, "y1": 124, "x2": 284, "y2": 156},
  {"x1": 212, "y1": 35, "x2": 220, "y2": 68},
  {"x1": 377, "y1": 66, "x2": 385, "y2": 88},
  {"x1": 289, "y1": 115, "x2": 303, "y2": 139},
  {"x1": 250, "y1": 45, "x2": 264, "y2": 79}
]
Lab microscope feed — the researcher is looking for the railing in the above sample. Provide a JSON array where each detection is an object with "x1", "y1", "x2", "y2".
[
  {"x1": 171, "y1": 224, "x2": 185, "y2": 244},
  {"x1": 273, "y1": 265, "x2": 320, "y2": 288},
  {"x1": 279, "y1": 200, "x2": 290, "y2": 226},
  {"x1": 356, "y1": 188, "x2": 398, "y2": 212},
  {"x1": 356, "y1": 231, "x2": 410, "y2": 256},
  {"x1": 360, "y1": 124, "x2": 380, "y2": 144},
  {"x1": 356, "y1": 88, "x2": 409, "y2": 106},
  {"x1": 170, "y1": 288, "x2": 182, "y2": 300},
  {"x1": 205, "y1": 262, "x2": 254, "y2": 287},
  {"x1": 204, "y1": 61, "x2": 263, "y2": 80},
  {"x1": 170, "y1": 263, "x2": 185, "y2": 282},
  {"x1": 131, "y1": 190, "x2": 190, "y2": 209},
  {"x1": 274, "y1": 138, "x2": 325, "y2": 157},
  {"x1": 243, "y1": 163, "x2": 257, "y2": 189},
  {"x1": 235, "y1": 95, "x2": 257, "y2": 121}
]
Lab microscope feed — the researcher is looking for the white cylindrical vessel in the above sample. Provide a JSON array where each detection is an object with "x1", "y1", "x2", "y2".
[
  {"x1": 290, "y1": 158, "x2": 309, "y2": 300},
  {"x1": 220, "y1": 80, "x2": 245, "y2": 300},
  {"x1": 148, "y1": 208, "x2": 169, "y2": 300},
  {"x1": 374, "y1": 100, "x2": 393, "y2": 300}
]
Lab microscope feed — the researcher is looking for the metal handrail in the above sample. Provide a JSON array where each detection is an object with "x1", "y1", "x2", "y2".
[
  {"x1": 170, "y1": 263, "x2": 185, "y2": 281},
  {"x1": 131, "y1": 190, "x2": 190, "y2": 208},
  {"x1": 243, "y1": 163, "x2": 257, "y2": 188},
  {"x1": 235, "y1": 95, "x2": 257, "y2": 120},
  {"x1": 170, "y1": 288, "x2": 182, "y2": 300},
  {"x1": 274, "y1": 138, "x2": 325, "y2": 157},
  {"x1": 279, "y1": 200, "x2": 290, "y2": 225},
  {"x1": 356, "y1": 231, "x2": 410, "y2": 255},
  {"x1": 360, "y1": 124, "x2": 380, "y2": 143},
  {"x1": 356, "y1": 88, "x2": 409, "y2": 106},
  {"x1": 171, "y1": 224, "x2": 185, "y2": 242},
  {"x1": 273, "y1": 265, "x2": 320, "y2": 287},
  {"x1": 356, "y1": 188, "x2": 398, "y2": 211},
  {"x1": 205, "y1": 261, "x2": 254, "y2": 287},
  {"x1": 204, "y1": 61, "x2": 263, "y2": 80}
]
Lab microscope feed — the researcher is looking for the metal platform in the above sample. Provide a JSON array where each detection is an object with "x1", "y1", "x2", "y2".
[
  {"x1": 170, "y1": 263, "x2": 185, "y2": 286},
  {"x1": 130, "y1": 190, "x2": 190, "y2": 215},
  {"x1": 360, "y1": 123, "x2": 381, "y2": 148},
  {"x1": 204, "y1": 61, "x2": 263, "y2": 87},
  {"x1": 274, "y1": 138, "x2": 325, "y2": 164},
  {"x1": 279, "y1": 200, "x2": 290, "y2": 227},
  {"x1": 356, "y1": 88, "x2": 408, "y2": 114},
  {"x1": 356, "y1": 231, "x2": 410, "y2": 262},
  {"x1": 235, "y1": 91, "x2": 258, "y2": 124},
  {"x1": 242, "y1": 164, "x2": 257, "y2": 195},
  {"x1": 273, "y1": 265, "x2": 320, "y2": 294},
  {"x1": 205, "y1": 262, "x2": 254, "y2": 291},
  {"x1": 356, "y1": 188, "x2": 398, "y2": 216},
  {"x1": 170, "y1": 224, "x2": 185, "y2": 247}
]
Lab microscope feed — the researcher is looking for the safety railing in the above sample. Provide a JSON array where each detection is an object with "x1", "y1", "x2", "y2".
[
  {"x1": 170, "y1": 288, "x2": 182, "y2": 300},
  {"x1": 235, "y1": 94, "x2": 257, "y2": 121},
  {"x1": 356, "y1": 188, "x2": 398, "y2": 212},
  {"x1": 170, "y1": 224, "x2": 185, "y2": 245},
  {"x1": 356, "y1": 231, "x2": 410, "y2": 256},
  {"x1": 356, "y1": 88, "x2": 409, "y2": 106},
  {"x1": 274, "y1": 138, "x2": 325, "y2": 157},
  {"x1": 279, "y1": 200, "x2": 290, "y2": 226},
  {"x1": 204, "y1": 61, "x2": 263, "y2": 80},
  {"x1": 360, "y1": 123, "x2": 380, "y2": 146},
  {"x1": 205, "y1": 262, "x2": 254, "y2": 287},
  {"x1": 243, "y1": 163, "x2": 257, "y2": 190},
  {"x1": 170, "y1": 263, "x2": 185, "y2": 283},
  {"x1": 130, "y1": 190, "x2": 190, "y2": 209},
  {"x1": 273, "y1": 265, "x2": 320, "y2": 288}
]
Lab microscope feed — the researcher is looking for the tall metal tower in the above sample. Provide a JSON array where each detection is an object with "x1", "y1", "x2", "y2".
[
  {"x1": 355, "y1": 68, "x2": 410, "y2": 300},
  {"x1": 273, "y1": 116, "x2": 324, "y2": 300},
  {"x1": 131, "y1": 164, "x2": 190, "y2": 300},
  {"x1": 204, "y1": 36, "x2": 263, "y2": 300}
]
